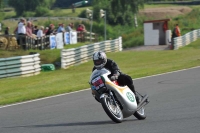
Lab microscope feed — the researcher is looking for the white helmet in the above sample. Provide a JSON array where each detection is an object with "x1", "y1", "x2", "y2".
[{"x1": 93, "y1": 51, "x2": 107, "y2": 69}]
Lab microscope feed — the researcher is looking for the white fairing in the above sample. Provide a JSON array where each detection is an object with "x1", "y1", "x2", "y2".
[{"x1": 90, "y1": 68, "x2": 137, "y2": 118}]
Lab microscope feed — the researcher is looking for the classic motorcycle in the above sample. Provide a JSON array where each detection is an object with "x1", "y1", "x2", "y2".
[{"x1": 89, "y1": 68, "x2": 149, "y2": 123}]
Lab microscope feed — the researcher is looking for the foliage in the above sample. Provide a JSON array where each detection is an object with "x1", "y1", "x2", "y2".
[
  {"x1": 53, "y1": 0, "x2": 92, "y2": 8},
  {"x1": 35, "y1": 6, "x2": 50, "y2": 17},
  {"x1": 8, "y1": 0, "x2": 55, "y2": 16},
  {"x1": 92, "y1": 0, "x2": 149, "y2": 25}
]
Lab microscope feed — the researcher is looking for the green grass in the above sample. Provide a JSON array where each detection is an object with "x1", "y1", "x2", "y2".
[
  {"x1": 0, "y1": 39, "x2": 200, "y2": 106},
  {"x1": 0, "y1": 42, "x2": 91, "y2": 63}
]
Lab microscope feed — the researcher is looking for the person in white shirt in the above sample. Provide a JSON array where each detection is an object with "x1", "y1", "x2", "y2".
[
  {"x1": 37, "y1": 26, "x2": 44, "y2": 37},
  {"x1": 18, "y1": 18, "x2": 26, "y2": 35},
  {"x1": 17, "y1": 18, "x2": 26, "y2": 49},
  {"x1": 35, "y1": 26, "x2": 45, "y2": 49}
]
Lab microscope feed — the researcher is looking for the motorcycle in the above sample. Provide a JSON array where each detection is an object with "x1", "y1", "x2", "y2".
[{"x1": 89, "y1": 68, "x2": 149, "y2": 123}]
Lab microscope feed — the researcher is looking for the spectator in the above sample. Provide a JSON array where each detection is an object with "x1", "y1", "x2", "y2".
[
  {"x1": 17, "y1": 18, "x2": 26, "y2": 48},
  {"x1": 4, "y1": 27, "x2": 10, "y2": 35},
  {"x1": 37, "y1": 26, "x2": 45, "y2": 37},
  {"x1": 44, "y1": 27, "x2": 49, "y2": 35},
  {"x1": 26, "y1": 21, "x2": 33, "y2": 38},
  {"x1": 33, "y1": 25, "x2": 39, "y2": 35},
  {"x1": 172, "y1": 24, "x2": 181, "y2": 38},
  {"x1": 57, "y1": 23, "x2": 65, "y2": 33},
  {"x1": 46, "y1": 24, "x2": 56, "y2": 35},
  {"x1": 175, "y1": 24, "x2": 181, "y2": 37},
  {"x1": 81, "y1": 24, "x2": 87, "y2": 32},
  {"x1": 76, "y1": 24, "x2": 84, "y2": 32},
  {"x1": 66, "y1": 23, "x2": 74, "y2": 32},
  {"x1": 171, "y1": 24, "x2": 181, "y2": 49}
]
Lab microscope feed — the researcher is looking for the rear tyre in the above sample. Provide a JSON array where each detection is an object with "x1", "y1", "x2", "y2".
[{"x1": 101, "y1": 94, "x2": 123, "y2": 123}]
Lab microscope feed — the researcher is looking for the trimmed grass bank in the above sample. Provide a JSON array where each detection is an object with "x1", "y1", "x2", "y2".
[{"x1": 0, "y1": 41, "x2": 200, "y2": 106}]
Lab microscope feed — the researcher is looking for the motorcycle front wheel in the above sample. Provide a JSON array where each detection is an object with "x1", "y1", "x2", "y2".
[{"x1": 101, "y1": 94, "x2": 123, "y2": 123}]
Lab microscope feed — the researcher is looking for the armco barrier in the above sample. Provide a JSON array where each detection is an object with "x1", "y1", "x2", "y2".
[
  {"x1": 61, "y1": 37, "x2": 122, "y2": 69},
  {"x1": 0, "y1": 54, "x2": 41, "y2": 78},
  {"x1": 173, "y1": 29, "x2": 200, "y2": 50}
]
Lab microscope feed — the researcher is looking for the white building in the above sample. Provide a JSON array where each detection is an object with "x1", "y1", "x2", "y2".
[{"x1": 144, "y1": 19, "x2": 171, "y2": 46}]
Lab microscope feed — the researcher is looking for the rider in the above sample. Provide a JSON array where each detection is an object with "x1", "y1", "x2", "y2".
[{"x1": 92, "y1": 51, "x2": 140, "y2": 104}]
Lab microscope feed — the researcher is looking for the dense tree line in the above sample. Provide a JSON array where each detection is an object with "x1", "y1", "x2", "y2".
[
  {"x1": 8, "y1": 0, "x2": 55, "y2": 16},
  {"x1": 91, "y1": 0, "x2": 149, "y2": 25},
  {"x1": 53, "y1": 0, "x2": 92, "y2": 8}
]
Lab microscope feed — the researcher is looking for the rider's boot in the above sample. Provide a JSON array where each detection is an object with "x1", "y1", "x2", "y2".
[
  {"x1": 135, "y1": 93, "x2": 141, "y2": 104},
  {"x1": 128, "y1": 84, "x2": 140, "y2": 104}
]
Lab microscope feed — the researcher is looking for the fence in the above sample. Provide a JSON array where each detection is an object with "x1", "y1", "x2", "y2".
[
  {"x1": 173, "y1": 29, "x2": 200, "y2": 50},
  {"x1": 0, "y1": 53, "x2": 41, "y2": 79},
  {"x1": 0, "y1": 31, "x2": 98, "y2": 50},
  {"x1": 61, "y1": 37, "x2": 122, "y2": 69},
  {"x1": 147, "y1": 1, "x2": 200, "y2": 5},
  {"x1": 3, "y1": 17, "x2": 89, "y2": 22}
]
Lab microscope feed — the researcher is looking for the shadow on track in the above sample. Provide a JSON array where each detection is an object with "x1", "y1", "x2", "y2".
[{"x1": 3, "y1": 119, "x2": 137, "y2": 128}]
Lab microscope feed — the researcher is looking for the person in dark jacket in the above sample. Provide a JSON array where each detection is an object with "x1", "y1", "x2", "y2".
[{"x1": 92, "y1": 51, "x2": 140, "y2": 103}]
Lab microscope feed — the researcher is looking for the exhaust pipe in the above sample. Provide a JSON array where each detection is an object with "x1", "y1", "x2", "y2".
[{"x1": 136, "y1": 94, "x2": 149, "y2": 111}]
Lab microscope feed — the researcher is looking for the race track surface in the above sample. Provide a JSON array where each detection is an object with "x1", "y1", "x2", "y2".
[{"x1": 0, "y1": 67, "x2": 200, "y2": 133}]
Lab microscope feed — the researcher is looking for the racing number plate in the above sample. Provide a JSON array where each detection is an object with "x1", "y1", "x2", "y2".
[{"x1": 92, "y1": 76, "x2": 105, "y2": 90}]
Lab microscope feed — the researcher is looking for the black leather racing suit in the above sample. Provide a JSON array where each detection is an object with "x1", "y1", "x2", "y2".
[{"x1": 92, "y1": 59, "x2": 136, "y2": 94}]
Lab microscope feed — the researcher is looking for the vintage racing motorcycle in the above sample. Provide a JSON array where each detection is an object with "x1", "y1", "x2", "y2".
[{"x1": 89, "y1": 68, "x2": 149, "y2": 123}]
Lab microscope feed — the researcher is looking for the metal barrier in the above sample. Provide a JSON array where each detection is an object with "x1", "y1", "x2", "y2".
[
  {"x1": 61, "y1": 37, "x2": 122, "y2": 69},
  {"x1": 77, "y1": 31, "x2": 98, "y2": 42},
  {"x1": 0, "y1": 31, "x2": 98, "y2": 50},
  {"x1": 0, "y1": 53, "x2": 41, "y2": 79},
  {"x1": 173, "y1": 29, "x2": 200, "y2": 50}
]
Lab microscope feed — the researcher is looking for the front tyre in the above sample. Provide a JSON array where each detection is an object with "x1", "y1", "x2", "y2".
[
  {"x1": 101, "y1": 94, "x2": 123, "y2": 123},
  {"x1": 133, "y1": 106, "x2": 146, "y2": 120}
]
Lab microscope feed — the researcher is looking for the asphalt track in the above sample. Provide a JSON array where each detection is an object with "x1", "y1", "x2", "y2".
[{"x1": 0, "y1": 67, "x2": 200, "y2": 133}]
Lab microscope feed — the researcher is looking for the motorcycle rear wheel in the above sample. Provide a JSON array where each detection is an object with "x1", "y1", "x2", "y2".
[{"x1": 101, "y1": 94, "x2": 123, "y2": 123}]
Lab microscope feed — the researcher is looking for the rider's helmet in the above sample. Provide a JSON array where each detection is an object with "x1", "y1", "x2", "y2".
[{"x1": 93, "y1": 51, "x2": 107, "y2": 69}]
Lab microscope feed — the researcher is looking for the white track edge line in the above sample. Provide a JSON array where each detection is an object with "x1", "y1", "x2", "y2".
[{"x1": 0, "y1": 66, "x2": 200, "y2": 109}]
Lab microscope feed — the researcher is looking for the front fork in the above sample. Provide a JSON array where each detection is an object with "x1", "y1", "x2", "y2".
[{"x1": 100, "y1": 90, "x2": 117, "y2": 106}]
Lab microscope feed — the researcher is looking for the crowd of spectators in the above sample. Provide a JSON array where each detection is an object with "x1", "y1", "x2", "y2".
[
  {"x1": 7, "y1": 17, "x2": 88, "y2": 49},
  {"x1": 11, "y1": 18, "x2": 87, "y2": 38}
]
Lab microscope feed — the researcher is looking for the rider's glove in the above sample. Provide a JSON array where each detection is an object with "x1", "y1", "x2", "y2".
[{"x1": 110, "y1": 75, "x2": 118, "y2": 81}]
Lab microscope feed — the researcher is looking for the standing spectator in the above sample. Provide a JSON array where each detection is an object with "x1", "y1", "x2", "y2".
[
  {"x1": 33, "y1": 26, "x2": 39, "y2": 35},
  {"x1": 17, "y1": 18, "x2": 26, "y2": 49},
  {"x1": 81, "y1": 24, "x2": 87, "y2": 32},
  {"x1": 45, "y1": 24, "x2": 56, "y2": 48},
  {"x1": 26, "y1": 21, "x2": 33, "y2": 38},
  {"x1": 36, "y1": 26, "x2": 45, "y2": 49},
  {"x1": 175, "y1": 24, "x2": 181, "y2": 37},
  {"x1": 172, "y1": 24, "x2": 181, "y2": 38},
  {"x1": 44, "y1": 27, "x2": 49, "y2": 35},
  {"x1": 4, "y1": 27, "x2": 10, "y2": 35},
  {"x1": 76, "y1": 24, "x2": 84, "y2": 32},
  {"x1": 66, "y1": 23, "x2": 74, "y2": 32},
  {"x1": 57, "y1": 23, "x2": 65, "y2": 33},
  {"x1": 46, "y1": 24, "x2": 56, "y2": 35},
  {"x1": 171, "y1": 24, "x2": 181, "y2": 50},
  {"x1": 37, "y1": 26, "x2": 45, "y2": 37}
]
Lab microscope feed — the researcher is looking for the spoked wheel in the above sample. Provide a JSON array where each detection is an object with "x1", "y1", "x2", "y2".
[{"x1": 101, "y1": 94, "x2": 123, "y2": 123}]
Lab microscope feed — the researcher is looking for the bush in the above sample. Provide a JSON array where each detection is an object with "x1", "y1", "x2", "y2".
[
  {"x1": 35, "y1": 6, "x2": 50, "y2": 17},
  {"x1": 22, "y1": 11, "x2": 35, "y2": 17}
]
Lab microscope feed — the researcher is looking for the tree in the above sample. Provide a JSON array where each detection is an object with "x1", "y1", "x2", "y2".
[
  {"x1": 92, "y1": 0, "x2": 149, "y2": 25},
  {"x1": 8, "y1": 0, "x2": 55, "y2": 16}
]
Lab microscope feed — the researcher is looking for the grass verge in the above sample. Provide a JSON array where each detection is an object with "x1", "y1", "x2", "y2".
[{"x1": 0, "y1": 39, "x2": 200, "y2": 106}]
